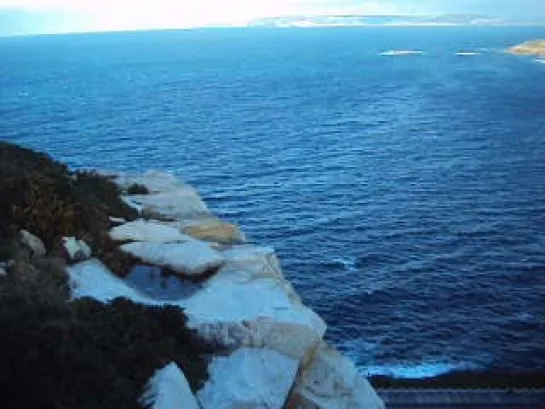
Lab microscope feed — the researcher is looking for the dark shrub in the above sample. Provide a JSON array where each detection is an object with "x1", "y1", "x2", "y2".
[
  {"x1": 0, "y1": 259, "x2": 213, "y2": 409},
  {"x1": 0, "y1": 142, "x2": 138, "y2": 274}
]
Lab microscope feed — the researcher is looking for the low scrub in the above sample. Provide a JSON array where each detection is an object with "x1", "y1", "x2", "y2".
[
  {"x1": 0, "y1": 142, "x2": 214, "y2": 408},
  {"x1": 0, "y1": 256, "x2": 212, "y2": 409}
]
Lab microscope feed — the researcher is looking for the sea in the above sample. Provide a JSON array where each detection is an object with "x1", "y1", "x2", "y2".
[{"x1": 1, "y1": 26, "x2": 545, "y2": 379}]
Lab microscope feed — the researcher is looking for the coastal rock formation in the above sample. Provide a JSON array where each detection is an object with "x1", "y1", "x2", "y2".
[
  {"x1": 141, "y1": 363, "x2": 200, "y2": 409},
  {"x1": 110, "y1": 219, "x2": 191, "y2": 242},
  {"x1": 120, "y1": 241, "x2": 225, "y2": 277},
  {"x1": 289, "y1": 344, "x2": 384, "y2": 409},
  {"x1": 66, "y1": 170, "x2": 383, "y2": 409},
  {"x1": 507, "y1": 39, "x2": 545, "y2": 56},
  {"x1": 197, "y1": 348, "x2": 299, "y2": 409},
  {"x1": 177, "y1": 214, "x2": 245, "y2": 243}
]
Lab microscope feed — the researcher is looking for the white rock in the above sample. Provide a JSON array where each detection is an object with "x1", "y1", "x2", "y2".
[
  {"x1": 198, "y1": 348, "x2": 298, "y2": 409},
  {"x1": 19, "y1": 230, "x2": 46, "y2": 258},
  {"x1": 177, "y1": 215, "x2": 246, "y2": 243},
  {"x1": 0, "y1": 263, "x2": 7, "y2": 277},
  {"x1": 220, "y1": 245, "x2": 300, "y2": 302},
  {"x1": 68, "y1": 259, "x2": 162, "y2": 304},
  {"x1": 68, "y1": 257, "x2": 324, "y2": 362},
  {"x1": 62, "y1": 237, "x2": 91, "y2": 262},
  {"x1": 123, "y1": 187, "x2": 209, "y2": 220},
  {"x1": 109, "y1": 216, "x2": 126, "y2": 225},
  {"x1": 141, "y1": 362, "x2": 199, "y2": 409},
  {"x1": 110, "y1": 219, "x2": 192, "y2": 243},
  {"x1": 183, "y1": 265, "x2": 326, "y2": 361},
  {"x1": 289, "y1": 345, "x2": 385, "y2": 409},
  {"x1": 120, "y1": 241, "x2": 224, "y2": 277}
]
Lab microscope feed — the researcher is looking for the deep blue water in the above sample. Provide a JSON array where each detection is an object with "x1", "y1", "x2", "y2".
[{"x1": 2, "y1": 27, "x2": 545, "y2": 378}]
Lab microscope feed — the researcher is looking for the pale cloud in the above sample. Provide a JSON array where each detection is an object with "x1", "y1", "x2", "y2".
[
  {"x1": 0, "y1": 0, "x2": 403, "y2": 30},
  {"x1": 0, "y1": 0, "x2": 543, "y2": 34}
]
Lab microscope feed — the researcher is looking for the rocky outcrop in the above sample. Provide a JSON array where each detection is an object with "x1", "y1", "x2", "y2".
[
  {"x1": 120, "y1": 241, "x2": 224, "y2": 277},
  {"x1": 177, "y1": 214, "x2": 245, "y2": 243},
  {"x1": 197, "y1": 348, "x2": 299, "y2": 409},
  {"x1": 67, "y1": 171, "x2": 384, "y2": 409},
  {"x1": 141, "y1": 363, "x2": 200, "y2": 409},
  {"x1": 110, "y1": 219, "x2": 190, "y2": 243},
  {"x1": 507, "y1": 39, "x2": 545, "y2": 56},
  {"x1": 289, "y1": 344, "x2": 385, "y2": 409}
]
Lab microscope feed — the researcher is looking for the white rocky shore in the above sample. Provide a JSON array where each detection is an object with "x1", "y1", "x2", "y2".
[{"x1": 68, "y1": 170, "x2": 385, "y2": 409}]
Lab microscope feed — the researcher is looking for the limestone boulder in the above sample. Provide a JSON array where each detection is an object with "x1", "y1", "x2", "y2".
[
  {"x1": 288, "y1": 344, "x2": 385, "y2": 409},
  {"x1": 220, "y1": 245, "x2": 301, "y2": 303},
  {"x1": 197, "y1": 348, "x2": 298, "y2": 409},
  {"x1": 19, "y1": 230, "x2": 46, "y2": 258},
  {"x1": 123, "y1": 188, "x2": 209, "y2": 220},
  {"x1": 182, "y1": 263, "x2": 325, "y2": 361},
  {"x1": 178, "y1": 215, "x2": 245, "y2": 244},
  {"x1": 120, "y1": 241, "x2": 224, "y2": 277},
  {"x1": 109, "y1": 219, "x2": 191, "y2": 243},
  {"x1": 141, "y1": 363, "x2": 200, "y2": 409}
]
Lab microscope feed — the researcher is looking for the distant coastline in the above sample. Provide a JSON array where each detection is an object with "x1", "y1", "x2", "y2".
[{"x1": 507, "y1": 39, "x2": 545, "y2": 56}]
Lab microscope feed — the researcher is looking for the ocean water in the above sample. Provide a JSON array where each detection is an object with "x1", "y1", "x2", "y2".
[{"x1": 2, "y1": 26, "x2": 545, "y2": 378}]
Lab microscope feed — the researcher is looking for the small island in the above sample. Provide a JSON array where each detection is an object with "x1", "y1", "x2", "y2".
[{"x1": 507, "y1": 39, "x2": 545, "y2": 56}]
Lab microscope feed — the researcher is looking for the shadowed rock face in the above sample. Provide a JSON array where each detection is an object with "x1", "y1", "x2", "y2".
[{"x1": 508, "y1": 39, "x2": 545, "y2": 56}]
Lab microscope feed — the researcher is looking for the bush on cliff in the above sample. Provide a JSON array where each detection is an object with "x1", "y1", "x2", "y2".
[
  {"x1": 0, "y1": 251, "x2": 213, "y2": 409},
  {"x1": 0, "y1": 141, "x2": 140, "y2": 275},
  {"x1": 0, "y1": 142, "x2": 136, "y2": 249},
  {"x1": 0, "y1": 142, "x2": 214, "y2": 408}
]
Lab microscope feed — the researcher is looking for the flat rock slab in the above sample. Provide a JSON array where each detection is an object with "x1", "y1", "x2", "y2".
[
  {"x1": 123, "y1": 189, "x2": 209, "y2": 220},
  {"x1": 198, "y1": 348, "x2": 298, "y2": 409},
  {"x1": 183, "y1": 266, "x2": 326, "y2": 361},
  {"x1": 181, "y1": 217, "x2": 245, "y2": 243},
  {"x1": 220, "y1": 245, "x2": 300, "y2": 302},
  {"x1": 289, "y1": 344, "x2": 385, "y2": 409},
  {"x1": 120, "y1": 241, "x2": 225, "y2": 277},
  {"x1": 110, "y1": 219, "x2": 193, "y2": 243}
]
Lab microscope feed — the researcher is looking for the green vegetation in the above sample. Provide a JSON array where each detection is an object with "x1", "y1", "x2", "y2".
[{"x1": 0, "y1": 142, "x2": 214, "y2": 408}]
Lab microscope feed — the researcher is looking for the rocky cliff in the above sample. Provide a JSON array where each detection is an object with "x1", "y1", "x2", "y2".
[{"x1": 0, "y1": 142, "x2": 384, "y2": 409}]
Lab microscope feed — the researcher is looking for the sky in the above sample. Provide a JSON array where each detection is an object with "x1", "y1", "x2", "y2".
[{"x1": 1, "y1": 0, "x2": 545, "y2": 35}]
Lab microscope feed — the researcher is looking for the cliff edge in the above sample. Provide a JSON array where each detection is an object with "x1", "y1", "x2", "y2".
[{"x1": 0, "y1": 142, "x2": 384, "y2": 409}]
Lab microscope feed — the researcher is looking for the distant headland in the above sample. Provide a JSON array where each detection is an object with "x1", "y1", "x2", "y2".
[{"x1": 507, "y1": 39, "x2": 545, "y2": 56}]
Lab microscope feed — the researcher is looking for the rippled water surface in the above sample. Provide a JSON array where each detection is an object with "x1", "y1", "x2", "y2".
[{"x1": 2, "y1": 26, "x2": 545, "y2": 377}]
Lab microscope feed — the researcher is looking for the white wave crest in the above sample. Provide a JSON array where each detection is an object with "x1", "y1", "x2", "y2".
[
  {"x1": 380, "y1": 50, "x2": 424, "y2": 56},
  {"x1": 361, "y1": 361, "x2": 479, "y2": 379}
]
